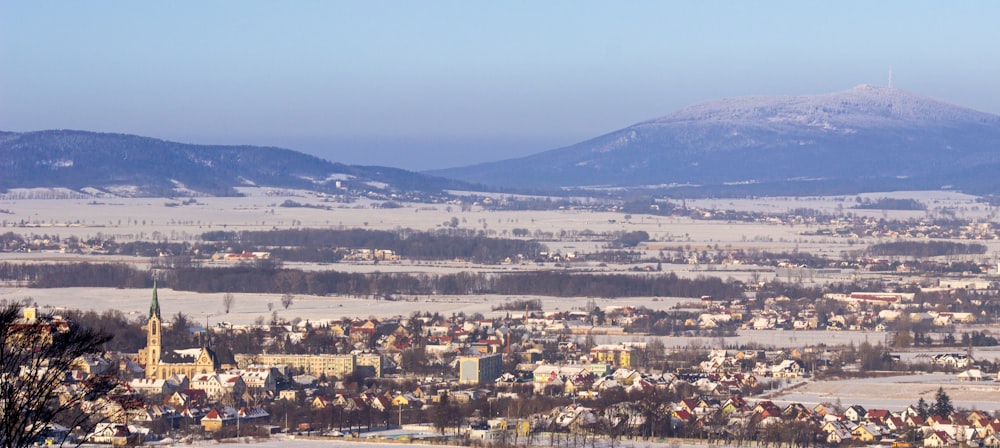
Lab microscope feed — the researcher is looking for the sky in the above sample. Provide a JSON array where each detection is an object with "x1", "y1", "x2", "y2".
[{"x1": 2, "y1": 1, "x2": 999, "y2": 171}]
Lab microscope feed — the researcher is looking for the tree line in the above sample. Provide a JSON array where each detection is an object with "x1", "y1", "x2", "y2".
[
  {"x1": 0, "y1": 262, "x2": 149, "y2": 288},
  {"x1": 0, "y1": 262, "x2": 744, "y2": 299},
  {"x1": 867, "y1": 240, "x2": 988, "y2": 257},
  {"x1": 853, "y1": 197, "x2": 927, "y2": 210},
  {"x1": 200, "y1": 228, "x2": 546, "y2": 263}
]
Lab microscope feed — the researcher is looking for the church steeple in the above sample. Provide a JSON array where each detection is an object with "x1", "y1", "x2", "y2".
[
  {"x1": 149, "y1": 280, "x2": 161, "y2": 320},
  {"x1": 145, "y1": 281, "x2": 163, "y2": 378}
]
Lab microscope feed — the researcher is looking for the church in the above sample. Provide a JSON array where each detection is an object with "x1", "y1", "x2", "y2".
[{"x1": 138, "y1": 283, "x2": 220, "y2": 380}]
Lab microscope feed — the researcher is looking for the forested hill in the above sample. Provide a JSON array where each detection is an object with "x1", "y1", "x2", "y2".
[
  {"x1": 431, "y1": 85, "x2": 1000, "y2": 195},
  {"x1": 0, "y1": 130, "x2": 474, "y2": 197}
]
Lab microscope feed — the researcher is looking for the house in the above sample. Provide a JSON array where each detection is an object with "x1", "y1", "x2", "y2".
[
  {"x1": 191, "y1": 373, "x2": 246, "y2": 401},
  {"x1": 312, "y1": 396, "x2": 333, "y2": 409},
  {"x1": 931, "y1": 353, "x2": 972, "y2": 369},
  {"x1": 822, "y1": 420, "x2": 854, "y2": 445},
  {"x1": 370, "y1": 395, "x2": 392, "y2": 412},
  {"x1": 771, "y1": 359, "x2": 804, "y2": 378},
  {"x1": 590, "y1": 344, "x2": 632, "y2": 367},
  {"x1": 722, "y1": 396, "x2": 749, "y2": 414},
  {"x1": 926, "y1": 415, "x2": 951, "y2": 428},
  {"x1": 852, "y1": 423, "x2": 884, "y2": 442},
  {"x1": 923, "y1": 430, "x2": 953, "y2": 447},
  {"x1": 813, "y1": 402, "x2": 836, "y2": 417},
  {"x1": 783, "y1": 403, "x2": 811, "y2": 420},
  {"x1": 983, "y1": 433, "x2": 1000, "y2": 448},
  {"x1": 672, "y1": 409, "x2": 694, "y2": 424},
  {"x1": 201, "y1": 407, "x2": 237, "y2": 432},
  {"x1": 612, "y1": 368, "x2": 642, "y2": 385},
  {"x1": 563, "y1": 372, "x2": 595, "y2": 395},
  {"x1": 238, "y1": 407, "x2": 270, "y2": 426},
  {"x1": 967, "y1": 410, "x2": 991, "y2": 428},
  {"x1": 240, "y1": 367, "x2": 277, "y2": 396},
  {"x1": 885, "y1": 416, "x2": 907, "y2": 432},
  {"x1": 278, "y1": 389, "x2": 301, "y2": 401},
  {"x1": 958, "y1": 369, "x2": 985, "y2": 381},
  {"x1": 391, "y1": 393, "x2": 421, "y2": 408},
  {"x1": 678, "y1": 398, "x2": 700, "y2": 414},
  {"x1": 866, "y1": 409, "x2": 891, "y2": 422},
  {"x1": 754, "y1": 401, "x2": 783, "y2": 420},
  {"x1": 552, "y1": 406, "x2": 599, "y2": 433},
  {"x1": 200, "y1": 406, "x2": 267, "y2": 432},
  {"x1": 845, "y1": 405, "x2": 867, "y2": 422},
  {"x1": 128, "y1": 378, "x2": 169, "y2": 397},
  {"x1": 591, "y1": 376, "x2": 623, "y2": 393},
  {"x1": 905, "y1": 415, "x2": 926, "y2": 428},
  {"x1": 86, "y1": 423, "x2": 143, "y2": 446}
]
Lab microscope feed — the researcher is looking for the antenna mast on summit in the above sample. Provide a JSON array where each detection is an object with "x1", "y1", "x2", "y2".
[{"x1": 888, "y1": 66, "x2": 893, "y2": 89}]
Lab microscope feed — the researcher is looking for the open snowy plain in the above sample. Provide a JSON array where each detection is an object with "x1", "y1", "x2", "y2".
[
  {"x1": 165, "y1": 434, "x2": 723, "y2": 448},
  {"x1": 4, "y1": 189, "x2": 1000, "y2": 415}
]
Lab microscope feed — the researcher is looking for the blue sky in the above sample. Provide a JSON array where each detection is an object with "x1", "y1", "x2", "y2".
[{"x1": 3, "y1": 1, "x2": 999, "y2": 170}]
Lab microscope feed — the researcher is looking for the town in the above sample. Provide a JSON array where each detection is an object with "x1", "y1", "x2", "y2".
[
  {"x1": 3, "y1": 191, "x2": 1000, "y2": 447},
  {"x1": 6, "y1": 2, "x2": 1000, "y2": 447},
  {"x1": 8, "y1": 268, "x2": 1000, "y2": 447}
]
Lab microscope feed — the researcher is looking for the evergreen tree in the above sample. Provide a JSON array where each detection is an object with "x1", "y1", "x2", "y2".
[
  {"x1": 916, "y1": 397, "x2": 929, "y2": 419},
  {"x1": 931, "y1": 387, "x2": 954, "y2": 418}
]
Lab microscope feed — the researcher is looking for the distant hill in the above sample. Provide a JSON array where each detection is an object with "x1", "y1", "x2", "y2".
[
  {"x1": 0, "y1": 130, "x2": 473, "y2": 197},
  {"x1": 429, "y1": 85, "x2": 1000, "y2": 195}
]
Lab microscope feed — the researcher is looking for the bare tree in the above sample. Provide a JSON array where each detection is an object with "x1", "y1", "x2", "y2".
[
  {"x1": 281, "y1": 293, "x2": 295, "y2": 310},
  {"x1": 222, "y1": 293, "x2": 235, "y2": 314},
  {"x1": 0, "y1": 304, "x2": 117, "y2": 447}
]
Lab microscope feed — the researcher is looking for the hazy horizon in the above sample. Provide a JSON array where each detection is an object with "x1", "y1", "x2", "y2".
[{"x1": 3, "y1": 1, "x2": 999, "y2": 171}]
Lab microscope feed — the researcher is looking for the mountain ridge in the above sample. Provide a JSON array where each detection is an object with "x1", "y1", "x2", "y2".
[
  {"x1": 428, "y1": 85, "x2": 1000, "y2": 195},
  {"x1": 0, "y1": 129, "x2": 474, "y2": 197},
  {"x1": 5, "y1": 85, "x2": 1000, "y2": 199}
]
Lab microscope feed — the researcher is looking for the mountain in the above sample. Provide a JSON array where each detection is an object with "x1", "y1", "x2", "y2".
[
  {"x1": 0, "y1": 130, "x2": 473, "y2": 197},
  {"x1": 430, "y1": 85, "x2": 1000, "y2": 195}
]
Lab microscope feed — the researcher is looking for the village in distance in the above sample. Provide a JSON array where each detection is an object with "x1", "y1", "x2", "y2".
[{"x1": 3, "y1": 187, "x2": 1000, "y2": 447}]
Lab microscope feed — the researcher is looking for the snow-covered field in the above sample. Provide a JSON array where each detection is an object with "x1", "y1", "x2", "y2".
[
  {"x1": 771, "y1": 373, "x2": 1000, "y2": 413},
  {"x1": 165, "y1": 435, "x2": 718, "y2": 448},
  {"x1": 684, "y1": 190, "x2": 994, "y2": 221},
  {"x1": 6, "y1": 191, "x2": 1000, "y2": 415},
  {"x1": 0, "y1": 190, "x2": 947, "y2": 251},
  {"x1": 1, "y1": 285, "x2": 688, "y2": 327},
  {"x1": 1, "y1": 191, "x2": 997, "y2": 346},
  {"x1": 4, "y1": 191, "x2": 997, "y2": 290}
]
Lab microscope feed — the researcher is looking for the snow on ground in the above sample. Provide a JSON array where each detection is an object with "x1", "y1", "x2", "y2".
[
  {"x1": 0, "y1": 282, "x2": 916, "y2": 349},
  {"x1": 164, "y1": 433, "x2": 724, "y2": 448},
  {"x1": 771, "y1": 373, "x2": 1000, "y2": 413},
  {"x1": 10, "y1": 282, "x2": 1000, "y2": 352},
  {"x1": 5, "y1": 192, "x2": 1000, "y2": 416},
  {"x1": 1, "y1": 286, "x2": 687, "y2": 328},
  {"x1": 596, "y1": 328, "x2": 895, "y2": 349},
  {"x1": 0, "y1": 194, "x2": 883, "y2": 251},
  {"x1": 3, "y1": 192, "x2": 998, "y2": 273},
  {"x1": 11, "y1": 283, "x2": 994, "y2": 354},
  {"x1": 683, "y1": 190, "x2": 992, "y2": 221}
]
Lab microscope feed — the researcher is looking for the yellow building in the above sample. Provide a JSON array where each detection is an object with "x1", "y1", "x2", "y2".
[
  {"x1": 234, "y1": 353, "x2": 357, "y2": 379},
  {"x1": 590, "y1": 344, "x2": 631, "y2": 367},
  {"x1": 139, "y1": 284, "x2": 220, "y2": 380}
]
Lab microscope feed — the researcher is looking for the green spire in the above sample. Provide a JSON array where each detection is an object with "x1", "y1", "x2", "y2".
[{"x1": 150, "y1": 280, "x2": 161, "y2": 320}]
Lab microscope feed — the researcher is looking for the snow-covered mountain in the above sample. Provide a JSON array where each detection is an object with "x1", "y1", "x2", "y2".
[
  {"x1": 430, "y1": 85, "x2": 1000, "y2": 195},
  {"x1": 0, "y1": 130, "x2": 472, "y2": 197}
]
